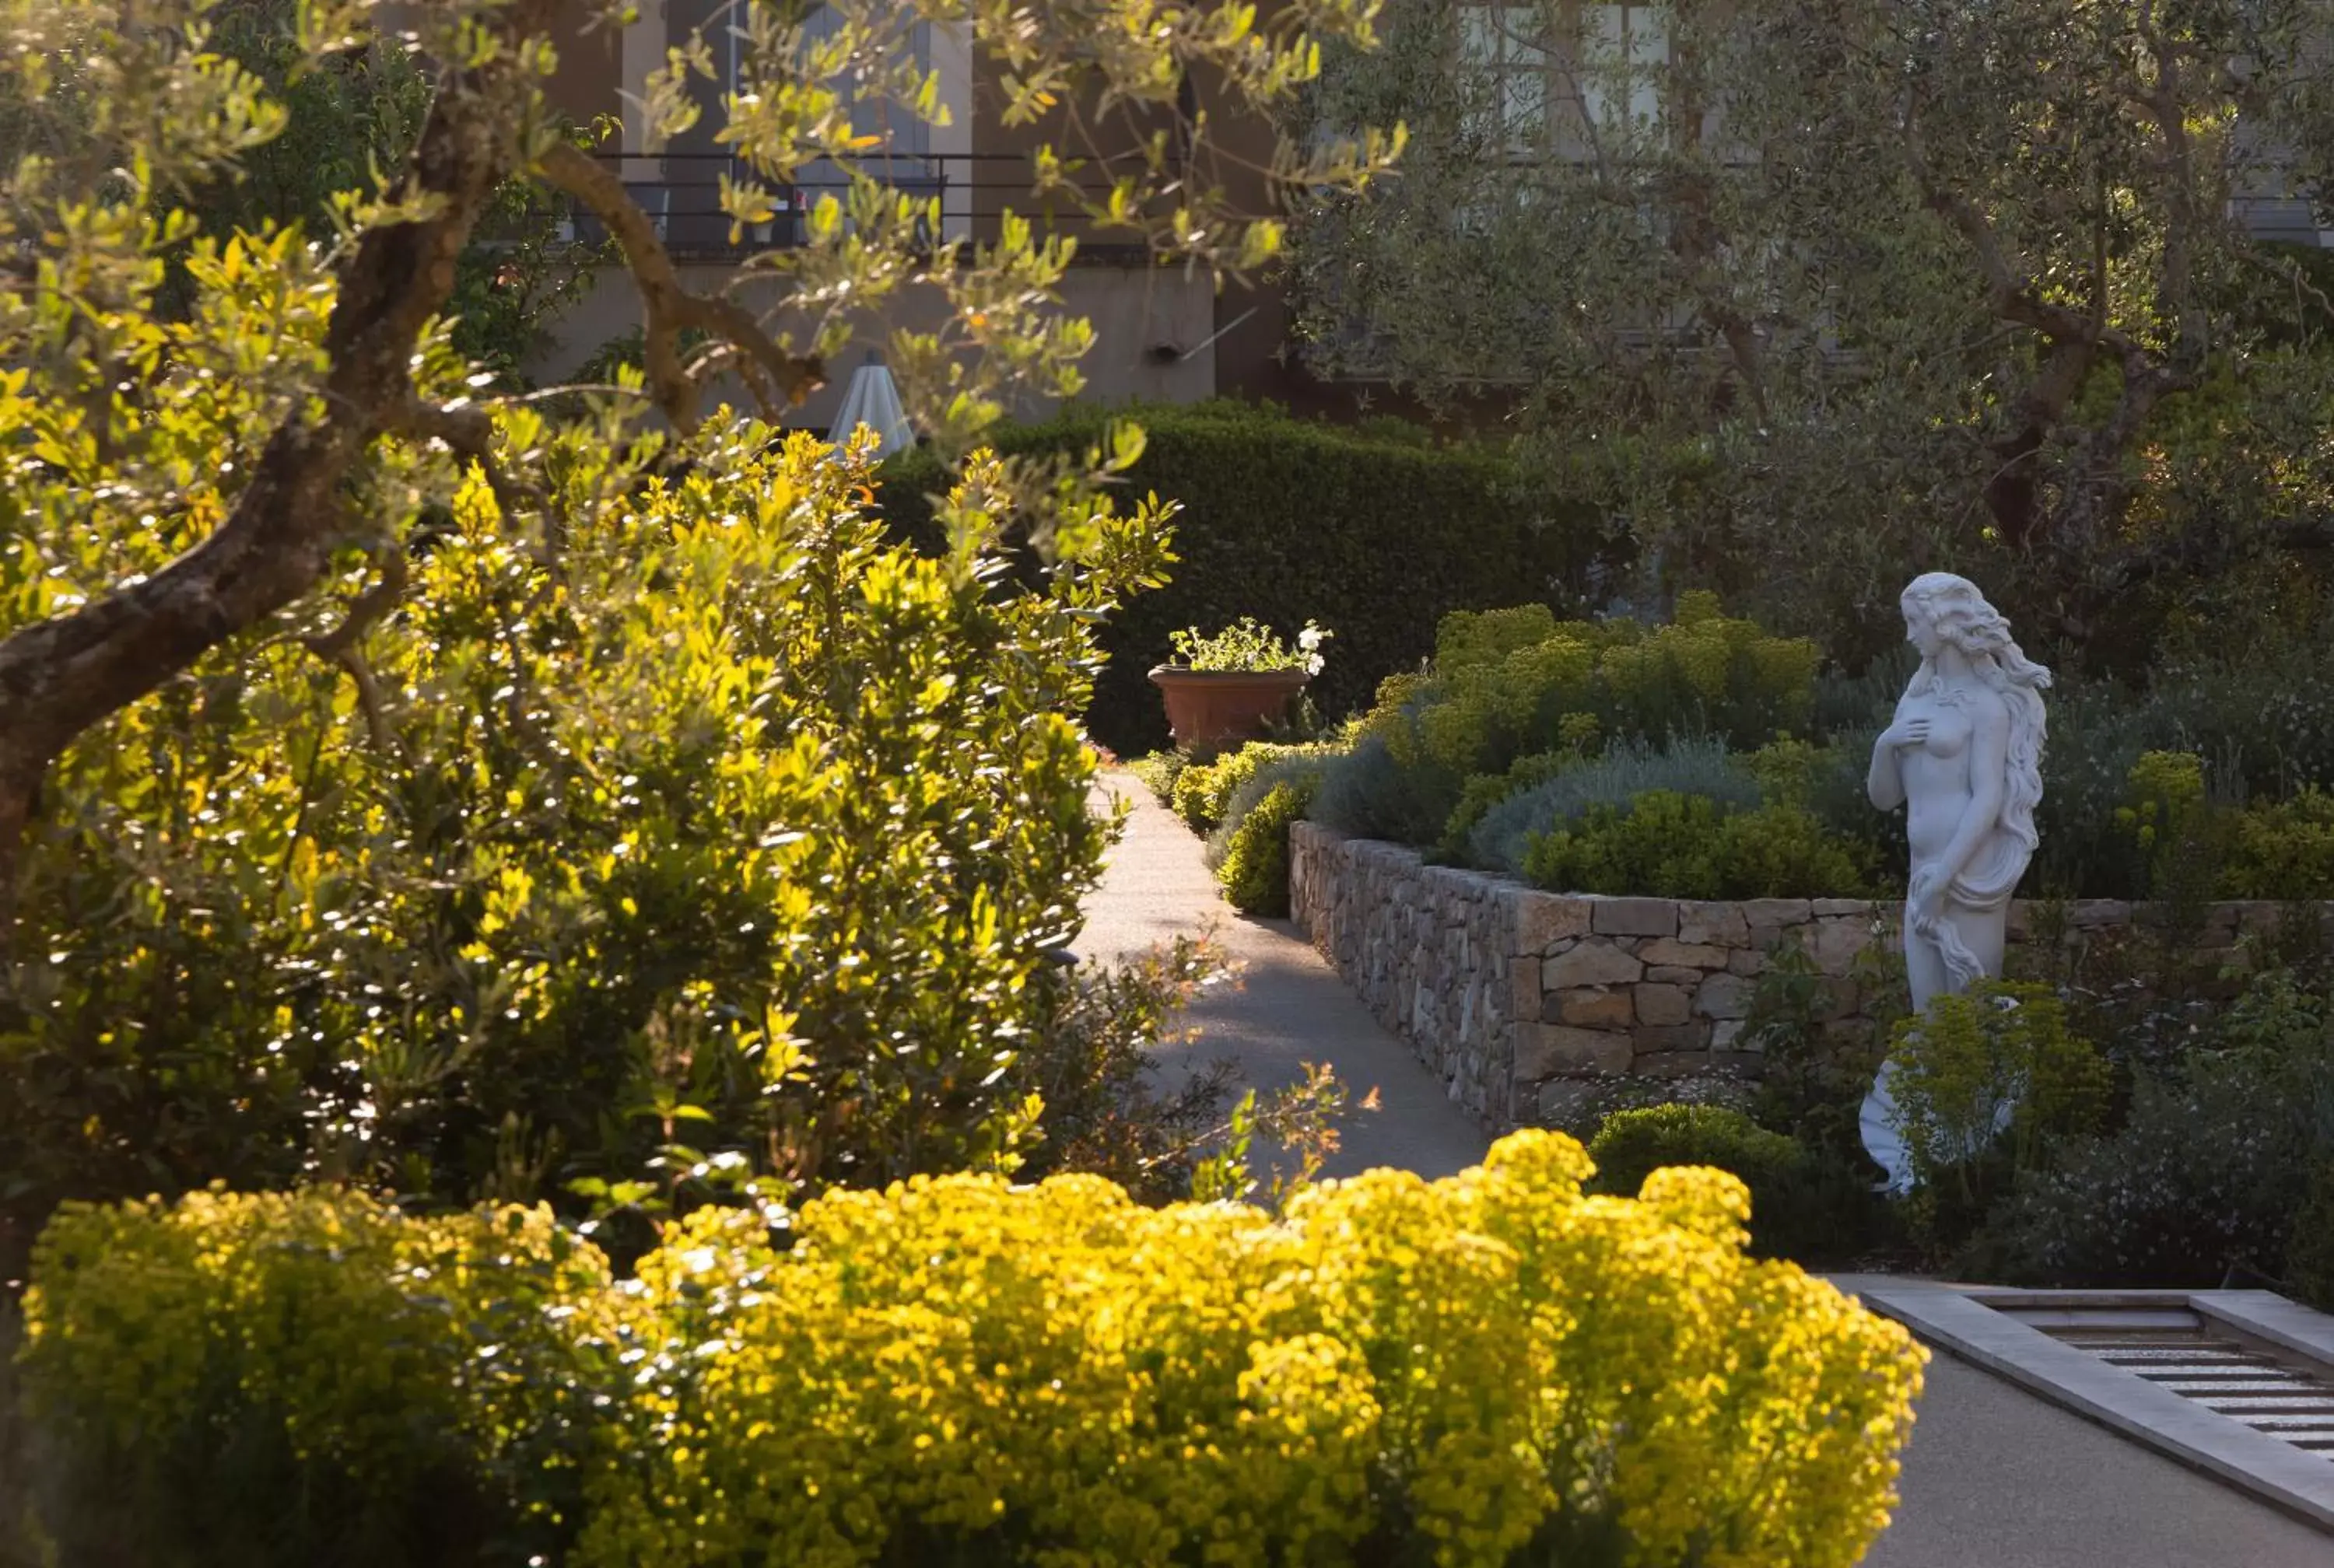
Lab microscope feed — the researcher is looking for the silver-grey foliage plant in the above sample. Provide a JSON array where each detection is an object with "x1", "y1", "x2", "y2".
[{"x1": 1468, "y1": 735, "x2": 1758, "y2": 877}]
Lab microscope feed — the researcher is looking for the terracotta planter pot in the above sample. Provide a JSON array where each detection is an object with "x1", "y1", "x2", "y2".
[{"x1": 1148, "y1": 665, "x2": 1312, "y2": 758}]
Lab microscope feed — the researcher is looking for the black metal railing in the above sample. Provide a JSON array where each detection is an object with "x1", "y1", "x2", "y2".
[{"x1": 561, "y1": 150, "x2": 1179, "y2": 261}]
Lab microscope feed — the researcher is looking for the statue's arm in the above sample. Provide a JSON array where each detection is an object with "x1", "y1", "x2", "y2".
[
  {"x1": 1867, "y1": 722, "x2": 1906, "y2": 811},
  {"x1": 1929, "y1": 698, "x2": 2012, "y2": 884}
]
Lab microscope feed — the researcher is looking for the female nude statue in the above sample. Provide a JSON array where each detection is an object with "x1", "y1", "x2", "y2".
[{"x1": 1860, "y1": 573, "x2": 2052, "y2": 1191}]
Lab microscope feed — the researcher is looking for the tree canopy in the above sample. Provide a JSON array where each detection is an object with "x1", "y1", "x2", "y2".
[{"x1": 1294, "y1": 0, "x2": 2334, "y2": 663}]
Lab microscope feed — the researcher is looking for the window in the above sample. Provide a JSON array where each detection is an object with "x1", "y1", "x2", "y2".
[
  {"x1": 1459, "y1": 4, "x2": 1550, "y2": 152},
  {"x1": 1578, "y1": 4, "x2": 1666, "y2": 132},
  {"x1": 1456, "y1": 2, "x2": 1670, "y2": 154}
]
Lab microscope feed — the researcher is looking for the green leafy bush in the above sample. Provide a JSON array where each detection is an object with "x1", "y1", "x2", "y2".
[
  {"x1": 3, "y1": 428, "x2": 1169, "y2": 1274},
  {"x1": 2031, "y1": 638, "x2": 2334, "y2": 898},
  {"x1": 1311, "y1": 593, "x2": 1819, "y2": 872},
  {"x1": 16, "y1": 1134, "x2": 1926, "y2": 1568},
  {"x1": 1439, "y1": 745, "x2": 1586, "y2": 859},
  {"x1": 878, "y1": 401, "x2": 1627, "y2": 754},
  {"x1": 1993, "y1": 967, "x2": 2334, "y2": 1290},
  {"x1": 1172, "y1": 740, "x2": 1329, "y2": 833},
  {"x1": 1588, "y1": 1104, "x2": 1803, "y2": 1210},
  {"x1": 1309, "y1": 731, "x2": 1458, "y2": 846},
  {"x1": 1351, "y1": 594, "x2": 1819, "y2": 827},
  {"x1": 1213, "y1": 777, "x2": 1321, "y2": 917},
  {"x1": 1522, "y1": 793, "x2": 1877, "y2": 900},
  {"x1": 1886, "y1": 983, "x2": 2111, "y2": 1249},
  {"x1": 1465, "y1": 736, "x2": 1762, "y2": 875},
  {"x1": 1586, "y1": 1104, "x2": 1872, "y2": 1262},
  {"x1": 2224, "y1": 787, "x2": 2334, "y2": 899},
  {"x1": 2287, "y1": 1157, "x2": 2334, "y2": 1312},
  {"x1": 1127, "y1": 750, "x2": 1187, "y2": 807}
]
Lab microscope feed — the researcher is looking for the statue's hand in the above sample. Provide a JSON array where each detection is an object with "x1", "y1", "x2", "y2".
[
  {"x1": 1908, "y1": 862, "x2": 1948, "y2": 925},
  {"x1": 1885, "y1": 716, "x2": 1932, "y2": 750}
]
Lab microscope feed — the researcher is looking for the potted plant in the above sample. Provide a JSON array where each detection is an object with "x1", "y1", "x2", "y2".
[{"x1": 1148, "y1": 618, "x2": 1330, "y2": 758}]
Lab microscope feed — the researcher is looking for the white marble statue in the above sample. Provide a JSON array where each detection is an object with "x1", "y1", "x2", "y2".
[{"x1": 1860, "y1": 573, "x2": 2052, "y2": 1191}]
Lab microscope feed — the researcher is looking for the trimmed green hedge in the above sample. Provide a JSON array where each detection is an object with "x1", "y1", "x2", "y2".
[{"x1": 878, "y1": 401, "x2": 1626, "y2": 755}]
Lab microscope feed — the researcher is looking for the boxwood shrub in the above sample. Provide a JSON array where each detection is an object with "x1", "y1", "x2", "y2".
[
  {"x1": 1588, "y1": 1104, "x2": 1884, "y2": 1263},
  {"x1": 877, "y1": 401, "x2": 1628, "y2": 754}
]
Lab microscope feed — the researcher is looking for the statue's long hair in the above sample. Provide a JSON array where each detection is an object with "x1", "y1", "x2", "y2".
[{"x1": 1899, "y1": 572, "x2": 2052, "y2": 985}]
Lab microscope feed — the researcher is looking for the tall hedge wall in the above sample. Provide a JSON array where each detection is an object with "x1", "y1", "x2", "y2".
[{"x1": 877, "y1": 401, "x2": 1627, "y2": 755}]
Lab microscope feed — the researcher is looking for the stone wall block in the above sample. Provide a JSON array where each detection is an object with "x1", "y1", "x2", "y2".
[
  {"x1": 1633, "y1": 982, "x2": 1693, "y2": 1027},
  {"x1": 1544, "y1": 940, "x2": 1644, "y2": 989},
  {"x1": 1551, "y1": 986, "x2": 1634, "y2": 1029},
  {"x1": 1633, "y1": 1022, "x2": 1712, "y2": 1052},
  {"x1": 1638, "y1": 938, "x2": 1731, "y2": 969},
  {"x1": 1516, "y1": 1023, "x2": 1633, "y2": 1078},
  {"x1": 1694, "y1": 972, "x2": 1756, "y2": 1020},
  {"x1": 1591, "y1": 897, "x2": 1679, "y2": 938},
  {"x1": 1645, "y1": 964, "x2": 1705, "y2": 985},
  {"x1": 1677, "y1": 901, "x2": 1750, "y2": 947},
  {"x1": 1812, "y1": 898, "x2": 1875, "y2": 918},
  {"x1": 1509, "y1": 956, "x2": 1544, "y2": 1020},
  {"x1": 1739, "y1": 898, "x2": 1813, "y2": 928},
  {"x1": 1810, "y1": 918, "x2": 1873, "y2": 973},
  {"x1": 1495, "y1": 885, "x2": 1594, "y2": 952}
]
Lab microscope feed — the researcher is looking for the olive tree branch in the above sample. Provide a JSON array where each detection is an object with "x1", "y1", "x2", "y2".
[{"x1": 534, "y1": 141, "x2": 825, "y2": 430}]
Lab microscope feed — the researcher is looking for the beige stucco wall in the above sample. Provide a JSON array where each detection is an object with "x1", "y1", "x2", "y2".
[{"x1": 524, "y1": 261, "x2": 1218, "y2": 425}]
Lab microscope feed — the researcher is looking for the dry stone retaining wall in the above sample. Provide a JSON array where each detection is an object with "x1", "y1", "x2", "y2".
[{"x1": 1288, "y1": 820, "x2": 2305, "y2": 1132}]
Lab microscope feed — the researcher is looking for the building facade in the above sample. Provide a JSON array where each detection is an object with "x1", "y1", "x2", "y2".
[{"x1": 522, "y1": 0, "x2": 1313, "y2": 424}]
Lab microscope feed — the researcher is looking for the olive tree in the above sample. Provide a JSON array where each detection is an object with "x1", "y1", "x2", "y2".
[
  {"x1": 0, "y1": 0, "x2": 1399, "y2": 947},
  {"x1": 1294, "y1": 0, "x2": 2334, "y2": 660}
]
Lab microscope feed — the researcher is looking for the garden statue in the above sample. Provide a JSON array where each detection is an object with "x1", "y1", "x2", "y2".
[{"x1": 1861, "y1": 573, "x2": 2052, "y2": 1191}]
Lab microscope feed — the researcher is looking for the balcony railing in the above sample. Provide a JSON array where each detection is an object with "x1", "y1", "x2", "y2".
[{"x1": 558, "y1": 151, "x2": 1169, "y2": 264}]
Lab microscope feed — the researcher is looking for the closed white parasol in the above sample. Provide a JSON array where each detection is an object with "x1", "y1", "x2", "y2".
[{"x1": 825, "y1": 355, "x2": 913, "y2": 459}]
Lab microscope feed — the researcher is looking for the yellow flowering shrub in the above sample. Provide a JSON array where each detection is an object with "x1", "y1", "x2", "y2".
[
  {"x1": 19, "y1": 1188, "x2": 615, "y2": 1563},
  {"x1": 17, "y1": 1133, "x2": 1924, "y2": 1568},
  {"x1": 585, "y1": 1130, "x2": 1923, "y2": 1568}
]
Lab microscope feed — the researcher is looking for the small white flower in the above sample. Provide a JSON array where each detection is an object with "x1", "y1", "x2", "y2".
[{"x1": 1297, "y1": 625, "x2": 1323, "y2": 653}]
